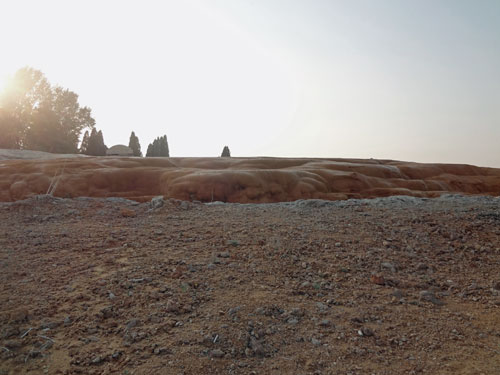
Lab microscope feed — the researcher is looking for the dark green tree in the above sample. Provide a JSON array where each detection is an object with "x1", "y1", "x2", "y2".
[
  {"x1": 146, "y1": 135, "x2": 169, "y2": 157},
  {"x1": 128, "y1": 131, "x2": 142, "y2": 156},
  {"x1": 80, "y1": 130, "x2": 90, "y2": 154},
  {"x1": 0, "y1": 67, "x2": 95, "y2": 152},
  {"x1": 86, "y1": 128, "x2": 107, "y2": 156},
  {"x1": 221, "y1": 146, "x2": 231, "y2": 157}
]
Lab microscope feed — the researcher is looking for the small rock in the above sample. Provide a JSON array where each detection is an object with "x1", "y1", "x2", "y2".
[
  {"x1": 335, "y1": 242, "x2": 341, "y2": 247},
  {"x1": 228, "y1": 306, "x2": 241, "y2": 315},
  {"x1": 311, "y1": 338, "x2": 321, "y2": 346},
  {"x1": 392, "y1": 289, "x2": 404, "y2": 299},
  {"x1": 150, "y1": 196, "x2": 164, "y2": 209},
  {"x1": 381, "y1": 262, "x2": 396, "y2": 273},
  {"x1": 316, "y1": 302, "x2": 327, "y2": 312},
  {"x1": 290, "y1": 308, "x2": 304, "y2": 317},
  {"x1": 153, "y1": 347, "x2": 170, "y2": 355},
  {"x1": 358, "y1": 327, "x2": 374, "y2": 337},
  {"x1": 287, "y1": 317, "x2": 299, "y2": 325},
  {"x1": 64, "y1": 316, "x2": 72, "y2": 326},
  {"x1": 165, "y1": 300, "x2": 180, "y2": 314},
  {"x1": 91, "y1": 356, "x2": 103, "y2": 365},
  {"x1": 219, "y1": 251, "x2": 230, "y2": 258},
  {"x1": 210, "y1": 349, "x2": 225, "y2": 358},
  {"x1": 319, "y1": 319, "x2": 331, "y2": 327},
  {"x1": 419, "y1": 290, "x2": 445, "y2": 305},
  {"x1": 126, "y1": 318, "x2": 140, "y2": 330}
]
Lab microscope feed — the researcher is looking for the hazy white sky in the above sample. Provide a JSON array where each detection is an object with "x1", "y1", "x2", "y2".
[{"x1": 0, "y1": 0, "x2": 499, "y2": 166}]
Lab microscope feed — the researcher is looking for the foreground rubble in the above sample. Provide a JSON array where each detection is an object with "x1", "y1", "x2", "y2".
[{"x1": 0, "y1": 195, "x2": 499, "y2": 374}]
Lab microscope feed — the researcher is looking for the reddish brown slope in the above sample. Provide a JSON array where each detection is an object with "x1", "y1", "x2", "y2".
[{"x1": 1, "y1": 157, "x2": 500, "y2": 203}]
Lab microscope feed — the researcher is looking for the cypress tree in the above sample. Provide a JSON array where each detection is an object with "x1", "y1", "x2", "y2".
[
  {"x1": 128, "y1": 131, "x2": 142, "y2": 156},
  {"x1": 221, "y1": 146, "x2": 231, "y2": 157}
]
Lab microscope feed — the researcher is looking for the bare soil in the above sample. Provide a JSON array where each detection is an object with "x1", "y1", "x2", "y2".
[{"x1": 0, "y1": 195, "x2": 499, "y2": 375}]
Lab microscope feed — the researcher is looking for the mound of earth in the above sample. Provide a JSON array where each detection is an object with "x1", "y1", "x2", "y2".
[
  {"x1": 0, "y1": 149, "x2": 88, "y2": 161},
  {"x1": 0, "y1": 195, "x2": 499, "y2": 374},
  {"x1": 0, "y1": 155, "x2": 500, "y2": 203}
]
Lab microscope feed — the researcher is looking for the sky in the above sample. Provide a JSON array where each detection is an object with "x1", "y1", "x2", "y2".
[{"x1": 0, "y1": 0, "x2": 499, "y2": 166}]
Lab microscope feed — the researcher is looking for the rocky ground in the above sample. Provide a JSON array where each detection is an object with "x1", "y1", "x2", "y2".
[{"x1": 0, "y1": 194, "x2": 499, "y2": 375}]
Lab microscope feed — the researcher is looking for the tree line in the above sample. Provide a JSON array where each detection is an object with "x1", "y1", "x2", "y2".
[{"x1": 0, "y1": 67, "x2": 231, "y2": 157}]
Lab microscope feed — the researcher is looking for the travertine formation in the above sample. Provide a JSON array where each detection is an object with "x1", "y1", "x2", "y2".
[{"x1": 1, "y1": 156, "x2": 500, "y2": 202}]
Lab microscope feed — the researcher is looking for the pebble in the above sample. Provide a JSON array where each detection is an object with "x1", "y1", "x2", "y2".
[
  {"x1": 381, "y1": 262, "x2": 396, "y2": 273},
  {"x1": 91, "y1": 356, "x2": 103, "y2": 364},
  {"x1": 126, "y1": 318, "x2": 140, "y2": 330},
  {"x1": 228, "y1": 306, "x2": 241, "y2": 315},
  {"x1": 311, "y1": 338, "x2": 321, "y2": 346},
  {"x1": 358, "y1": 327, "x2": 374, "y2": 337},
  {"x1": 319, "y1": 319, "x2": 331, "y2": 327},
  {"x1": 210, "y1": 349, "x2": 225, "y2": 358},
  {"x1": 419, "y1": 290, "x2": 445, "y2": 305}
]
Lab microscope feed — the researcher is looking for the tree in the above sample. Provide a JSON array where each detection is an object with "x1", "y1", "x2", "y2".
[
  {"x1": 86, "y1": 128, "x2": 107, "y2": 156},
  {"x1": 0, "y1": 67, "x2": 95, "y2": 152},
  {"x1": 80, "y1": 130, "x2": 90, "y2": 154},
  {"x1": 146, "y1": 135, "x2": 169, "y2": 157},
  {"x1": 128, "y1": 131, "x2": 142, "y2": 156},
  {"x1": 221, "y1": 146, "x2": 231, "y2": 157},
  {"x1": 0, "y1": 108, "x2": 22, "y2": 149}
]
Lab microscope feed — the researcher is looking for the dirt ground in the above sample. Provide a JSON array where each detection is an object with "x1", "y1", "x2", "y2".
[{"x1": 0, "y1": 194, "x2": 499, "y2": 374}]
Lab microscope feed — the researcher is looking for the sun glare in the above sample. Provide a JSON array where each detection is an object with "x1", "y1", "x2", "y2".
[{"x1": 0, "y1": 73, "x2": 10, "y2": 95}]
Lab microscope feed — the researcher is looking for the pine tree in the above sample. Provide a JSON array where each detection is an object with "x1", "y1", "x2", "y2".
[
  {"x1": 128, "y1": 131, "x2": 142, "y2": 157},
  {"x1": 221, "y1": 146, "x2": 231, "y2": 157}
]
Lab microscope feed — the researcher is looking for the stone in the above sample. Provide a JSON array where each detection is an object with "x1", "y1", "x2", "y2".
[
  {"x1": 150, "y1": 196, "x2": 164, "y2": 209},
  {"x1": 381, "y1": 262, "x2": 396, "y2": 273},
  {"x1": 392, "y1": 289, "x2": 404, "y2": 299},
  {"x1": 228, "y1": 306, "x2": 241, "y2": 315},
  {"x1": 311, "y1": 338, "x2": 321, "y2": 346},
  {"x1": 419, "y1": 290, "x2": 445, "y2": 305},
  {"x1": 319, "y1": 319, "x2": 331, "y2": 327},
  {"x1": 126, "y1": 318, "x2": 140, "y2": 330},
  {"x1": 91, "y1": 356, "x2": 103, "y2": 364},
  {"x1": 154, "y1": 347, "x2": 170, "y2": 355},
  {"x1": 358, "y1": 327, "x2": 374, "y2": 337},
  {"x1": 210, "y1": 349, "x2": 225, "y2": 358}
]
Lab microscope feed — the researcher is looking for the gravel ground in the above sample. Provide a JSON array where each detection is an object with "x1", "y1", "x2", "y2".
[{"x1": 0, "y1": 194, "x2": 499, "y2": 374}]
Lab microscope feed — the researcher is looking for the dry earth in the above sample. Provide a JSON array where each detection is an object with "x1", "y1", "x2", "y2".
[{"x1": 0, "y1": 194, "x2": 499, "y2": 374}]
